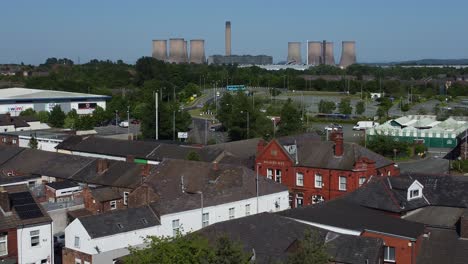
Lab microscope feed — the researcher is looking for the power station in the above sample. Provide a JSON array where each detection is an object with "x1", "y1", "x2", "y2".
[{"x1": 151, "y1": 21, "x2": 357, "y2": 67}]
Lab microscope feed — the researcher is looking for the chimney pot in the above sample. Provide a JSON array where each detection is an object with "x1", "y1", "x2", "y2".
[
  {"x1": 0, "y1": 190, "x2": 11, "y2": 212},
  {"x1": 213, "y1": 161, "x2": 219, "y2": 171}
]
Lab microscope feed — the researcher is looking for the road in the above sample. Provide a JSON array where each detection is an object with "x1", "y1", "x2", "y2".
[{"x1": 189, "y1": 117, "x2": 227, "y2": 144}]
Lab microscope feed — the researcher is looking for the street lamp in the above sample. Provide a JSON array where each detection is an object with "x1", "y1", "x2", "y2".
[
  {"x1": 115, "y1": 110, "x2": 118, "y2": 134},
  {"x1": 256, "y1": 163, "x2": 261, "y2": 214},
  {"x1": 241, "y1": 111, "x2": 250, "y2": 139},
  {"x1": 127, "y1": 106, "x2": 130, "y2": 140}
]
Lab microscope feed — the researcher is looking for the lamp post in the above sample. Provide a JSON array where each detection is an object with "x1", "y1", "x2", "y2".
[
  {"x1": 241, "y1": 111, "x2": 249, "y2": 139},
  {"x1": 114, "y1": 110, "x2": 118, "y2": 134},
  {"x1": 127, "y1": 106, "x2": 130, "y2": 139},
  {"x1": 256, "y1": 163, "x2": 261, "y2": 214}
]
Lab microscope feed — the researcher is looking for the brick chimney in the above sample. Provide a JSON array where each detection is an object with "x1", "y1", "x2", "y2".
[
  {"x1": 460, "y1": 210, "x2": 468, "y2": 239},
  {"x1": 213, "y1": 161, "x2": 219, "y2": 171},
  {"x1": 332, "y1": 131, "x2": 344, "y2": 157},
  {"x1": 140, "y1": 164, "x2": 151, "y2": 177},
  {"x1": 0, "y1": 188, "x2": 10, "y2": 212},
  {"x1": 96, "y1": 159, "x2": 109, "y2": 174},
  {"x1": 257, "y1": 139, "x2": 266, "y2": 154}
]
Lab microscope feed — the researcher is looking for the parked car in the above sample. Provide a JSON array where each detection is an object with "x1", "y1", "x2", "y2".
[
  {"x1": 131, "y1": 119, "x2": 140, "y2": 124},
  {"x1": 324, "y1": 123, "x2": 343, "y2": 131},
  {"x1": 54, "y1": 234, "x2": 65, "y2": 248},
  {"x1": 353, "y1": 121, "x2": 379, "y2": 131},
  {"x1": 119, "y1": 121, "x2": 129, "y2": 128}
]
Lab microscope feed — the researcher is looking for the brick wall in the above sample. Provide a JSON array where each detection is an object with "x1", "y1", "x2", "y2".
[
  {"x1": 256, "y1": 139, "x2": 399, "y2": 207},
  {"x1": 82, "y1": 187, "x2": 126, "y2": 214},
  {"x1": 362, "y1": 231, "x2": 419, "y2": 264},
  {"x1": 0, "y1": 228, "x2": 18, "y2": 261},
  {"x1": 62, "y1": 247, "x2": 92, "y2": 264}
]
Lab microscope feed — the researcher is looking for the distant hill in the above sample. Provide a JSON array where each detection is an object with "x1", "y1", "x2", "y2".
[{"x1": 364, "y1": 59, "x2": 468, "y2": 66}]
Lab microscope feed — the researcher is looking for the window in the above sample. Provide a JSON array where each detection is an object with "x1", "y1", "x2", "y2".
[
  {"x1": 75, "y1": 259, "x2": 82, "y2": 264},
  {"x1": 275, "y1": 169, "x2": 282, "y2": 183},
  {"x1": 229, "y1": 207, "x2": 235, "y2": 219},
  {"x1": 141, "y1": 218, "x2": 148, "y2": 225},
  {"x1": 410, "y1": 189, "x2": 420, "y2": 199},
  {"x1": 28, "y1": 181, "x2": 36, "y2": 187},
  {"x1": 245, "y1": 204, "x2": 251, "y2": 216},
  {"x1": 314, "y1": 174, "x2": 322, "y2": 188},
  {"x1": 387, "y1": 171, "x2": 391, "y2": 176},
  {"x1": 267, "y1": 169, "x2": 273, "y2": 179},
  {"x1": 12, "y1": 139, "x2": 17, "y2": 144},
  {"x1": 74, "y1": 236, "x2": 80, "y2": 248},
  {"x1": 296, "y1": 172, "x2": 304, "y2": 186},
  {"x1": 110, "y1": 200, "x2": 117, "y2": 210},
  {"x1": 202, "y1": 213, "x2": 209, "y2": 227},
  {"x1": 339, "y1": 176, "x2": 347, "y2": 191},
  {"x1": 30, "y1": 230, "x2": 40, "y2": 247},
  {"x1": 359, "y1": 177, "x2": 366, "y2": 187},
  {"x1": 0, "y1": 234, "x2": 7, "y2": 256},
  {"x1": 123, "y1": 192, "x2": 129, "y2": 205},
  {"x1": 116, "y1": 223, "x2": 124, "y2": 229},
  {"x1": 384, "y1": 246, "x2": 395, "y2": 262},
  {"x1": 172, "y1": 219, "x2": 180, "y2": 236},
  {"x1": 295, "y1": 193, "x2": 304, "y2": 207}
]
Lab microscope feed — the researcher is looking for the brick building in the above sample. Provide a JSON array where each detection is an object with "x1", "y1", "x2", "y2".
[{"x1": 255, "y1": 131, "x2": 399, "y2": 207}]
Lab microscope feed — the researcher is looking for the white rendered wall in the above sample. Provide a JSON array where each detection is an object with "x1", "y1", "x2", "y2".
[{"x1": 17, "y1": 223, "x2": 53, "y2": 264}]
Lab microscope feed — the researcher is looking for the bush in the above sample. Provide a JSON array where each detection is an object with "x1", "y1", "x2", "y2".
[{"x1": 367, "y1": 136, "x2": 410, "y2": 158}]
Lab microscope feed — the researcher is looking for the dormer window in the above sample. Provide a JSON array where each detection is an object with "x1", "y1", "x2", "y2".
[{"x1": 407, "y1": 180, "x2": 423, "y2": 201}]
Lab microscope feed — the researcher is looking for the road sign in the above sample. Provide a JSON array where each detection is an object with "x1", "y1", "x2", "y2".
[{"x1": 178, "y1": 132, "x2": 188, "y2": 139}]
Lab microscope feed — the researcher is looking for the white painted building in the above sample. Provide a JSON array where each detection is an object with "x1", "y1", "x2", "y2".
[
  {"x1": 17, "y1": 223, "x2": 54, "y2": 264},
  {"x1": 65, "y1": 190, "x2": 289, "y2": 263},
  {"x1": 0, "y1": 88, "x2": 110, "y2": 116}
]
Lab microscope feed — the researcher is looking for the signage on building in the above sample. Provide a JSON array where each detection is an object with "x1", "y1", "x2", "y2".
[
  {"x1": 78, "y1": 102, "x2": 97, "y2": 109},
  {"x1": 177, "y1": 132, "x2": 188, "y2": 139},
  {"x1": 264, "y1": 160, "x2": 286, "y2": 166}
]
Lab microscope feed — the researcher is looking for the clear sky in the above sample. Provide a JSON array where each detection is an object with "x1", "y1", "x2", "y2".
[{"x1": 1, "y1": 0, "x2": 467, "y2": 65}]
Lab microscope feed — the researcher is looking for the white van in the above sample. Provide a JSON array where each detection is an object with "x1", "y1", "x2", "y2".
[
  {"x1": 119, "y1": 121, "x2": 129, "y2": 128},
  {"x1": 353, "y1": 121, "x2": 379, "y2": 131}
]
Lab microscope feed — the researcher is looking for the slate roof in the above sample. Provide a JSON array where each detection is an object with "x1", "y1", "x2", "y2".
[
  {"x1": 56, "y1": 135, "x2": 223, "y2": 162},
  {"x1": 291, "y1": 140, "x2": 394, "y2": 170},
  {"x1": 0, "y1": 114, "x2": 30, "y2": 128},
  {"x1": 147, "y1": 159, "x2": 288, "y2": 215},
  {"x1": 279, "y1": 198, "x2": 425, "y2": 240},
  {"x1": 199, "y1": 212, "x2": 383, "y2": 264},
  {"x1": 90, "y1": 187, "x2": 122, "y2": 202},
  {"x1": 403, "y1": 206, "x2": 465, "y2": 228},
  {"x1": 78, "y1": 206, "x2": 160, "y2": 239},
  {"x1": 344, "y1": 173, "x2": 468, "y2": 214},
  {"x1": 416, "y1": 227, "x2": 468, "y2": 264},
  {"x1": 46, "y1": 180, "x2": 79, "y2": 190}
]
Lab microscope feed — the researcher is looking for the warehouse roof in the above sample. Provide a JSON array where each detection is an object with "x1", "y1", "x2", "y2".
[{"x1": 0, "y1": 88, "x2": 110, "y2": 102}]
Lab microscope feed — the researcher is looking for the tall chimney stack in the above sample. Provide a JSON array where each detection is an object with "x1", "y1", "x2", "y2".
[
  {"x1": 332, "y1": 130, "x2": 344, "y2": 157},
  {"x1": 225, "y1": 21, "x2": 231, "y2": 56}
]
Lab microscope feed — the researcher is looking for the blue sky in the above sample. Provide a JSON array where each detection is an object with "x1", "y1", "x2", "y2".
[{"x1": 1, "y1": 0, "x2": 467, "y2": 65}]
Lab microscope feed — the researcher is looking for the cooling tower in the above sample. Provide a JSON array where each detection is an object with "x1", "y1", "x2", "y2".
[
  {"x1": 339, "y1": 41, "x2": 356, "y2": 68},
  {"x1": 287, "y1": 42, "x2": 302, "y2": 64},
  {"x1": 324, "y1": 42, "x2": 335, "y2": 65},
  {"x1": 225, "y1": 21, "x2": 231, "y2": 56},
  {"x1": 152, "y1": 40, "x2": 167, "y2": 61},
  {"x1": 307, "y1": 41, "x2": 322, "y2": 66},
  {"x1": 189, "y1": 39, "x2": 205, "y2": 64},
  {"x1": 169, "y1": 38, "x2": 185, "y2": 64}
]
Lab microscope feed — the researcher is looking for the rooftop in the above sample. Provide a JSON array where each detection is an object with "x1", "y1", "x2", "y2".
[
  {"x1": 147, "y1": 159, "x2": 288, "y2": 215},
  {"x1": 199, "y1": 212, "x2": 383, "y2": 264},
  {"x1": 78, "y1": 206, "x2": 159, "y2": 239},
  {"x1": 279, "y1": 198, "x2": 425, "y2": 240},
  {"x1": 0, "y1": 87, "x2": 110, "y2": 102},
  {"x1": 0, "y1": 129, "x2": 72, "y2": 140},
  {"x1": 416, "y1": 227, "x2": 468, "y2": 264}
]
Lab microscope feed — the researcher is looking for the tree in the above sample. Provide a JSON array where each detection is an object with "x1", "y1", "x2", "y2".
[
  {"x1": 355, "y1": 101, "x2": 365, "y2": 115},
  {"x1": 92, "y1": 106, "x2": 109, "y2": 126},
  {"x1": 376, "y1": 97, "x2": 393, "y2": 118},
  {"x1": 286, "y1": 230, "x2": 329, "y2": 264},
  {"x1": 186, "y1": 151, "x2": 200, "y2": 161},
  {"x1": 20, "y1": 108, "x2": 37, "y2": 117},
  {"x1": 28, "y1": 137, "x2": 38, "y2": 149},
  {"x1": 37, "y1": 111, "x2": 50, "y2": 123},
  {"x1": 124, "y1": 233, "x2": 248, "y2": 264},
  {"x1": 278, "y1": 99, "x2": 302, "y2": 136},
  {"x1": 338, "y1": 98, "x2": 352, "y2": 115},
  {"x1": 318, "y1": 100, "x2": 336, "y2": 114},
  {"x1": 49, "y1": 105, "x2": 66, "y2": 127}
]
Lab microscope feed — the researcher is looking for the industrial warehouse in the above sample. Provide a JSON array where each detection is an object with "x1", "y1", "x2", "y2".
[
  {"x1": 367, "y1": 115, "x2": 468, "y2": 149},
  {"x1": 0, "y1": 88, "x2": 110, "y2": 116}
]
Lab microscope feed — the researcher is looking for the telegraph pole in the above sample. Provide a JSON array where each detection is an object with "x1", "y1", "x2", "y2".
[{"x1": 155, "y1": 92, "x2": 158, "y2": 140}]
